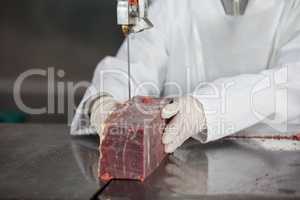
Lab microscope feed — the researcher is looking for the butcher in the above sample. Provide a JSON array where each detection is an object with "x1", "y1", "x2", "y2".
[{"x1": 71, "y1": 0, "x2": 300, "y2": 153}]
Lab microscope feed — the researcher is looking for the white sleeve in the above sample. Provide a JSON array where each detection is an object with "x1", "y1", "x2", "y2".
[
  {"x1": 193, "y1": 46, "x2": 300, "y2": 143},
  {"x1": 193, "y1": 64, "x2": 300, "y2": 143},
  {"x1": 193, "y1": 67, "x2": 285, "y2": 143},
  {"x1": 193, "y1": 15, "x2": 300, "y2": 143},
  {"x1": 70, "y1": 0, "x2": 170, "y2": 135}
]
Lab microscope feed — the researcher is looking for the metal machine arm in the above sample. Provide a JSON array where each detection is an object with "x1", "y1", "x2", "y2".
[{"x1": 117, "y1": 0, "x2": 153, "y2": 34}]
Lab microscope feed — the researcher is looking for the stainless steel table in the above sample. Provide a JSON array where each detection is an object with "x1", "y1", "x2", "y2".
[{"x1": 1, "y1": 124, "x2": 300, "y2": 200}]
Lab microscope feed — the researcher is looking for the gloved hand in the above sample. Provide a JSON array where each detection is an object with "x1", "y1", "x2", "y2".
[
  {"x1": 161, "y1": 96, "x2": 207, "y2": 153},
  {"x1": 90, "y1": 95, "x2": 119, "y2": 137}
]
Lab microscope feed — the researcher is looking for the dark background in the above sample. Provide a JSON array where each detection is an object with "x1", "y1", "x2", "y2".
[{"x1": 0, "y1": 0, "x2": 124, "y2": 123}]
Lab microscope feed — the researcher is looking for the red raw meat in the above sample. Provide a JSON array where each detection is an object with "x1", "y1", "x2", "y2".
[{"x1": 99, "y1": 96, "x2": 171, "y2": 182}]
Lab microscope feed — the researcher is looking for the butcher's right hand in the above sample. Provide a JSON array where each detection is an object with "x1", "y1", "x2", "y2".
[{"x1": 90, "y1": 96, "x2": 119, "y2": 136}]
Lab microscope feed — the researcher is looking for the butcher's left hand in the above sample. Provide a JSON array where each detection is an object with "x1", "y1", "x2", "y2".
[{"x1": 161, "y1": 96, "x2": 207, "y2": 153}]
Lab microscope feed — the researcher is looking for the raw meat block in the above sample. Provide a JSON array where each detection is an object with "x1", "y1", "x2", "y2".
[{"x1": 99, "y1": 96, "x2": 171, "y2": 182}]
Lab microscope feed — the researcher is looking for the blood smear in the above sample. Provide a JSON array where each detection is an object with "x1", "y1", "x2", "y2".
[{"x1": 227, "y1": 133, "x2": 300, "y2": 141}]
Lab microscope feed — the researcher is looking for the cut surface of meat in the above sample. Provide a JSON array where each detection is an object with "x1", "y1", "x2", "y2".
[{"x1": 99, "y1": 96, "x2": 171, "y2": 182}]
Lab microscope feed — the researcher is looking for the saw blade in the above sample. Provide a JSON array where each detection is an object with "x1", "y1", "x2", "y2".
[{"x1": 127, "y1": 34, "x2": 132, "y2": 100}]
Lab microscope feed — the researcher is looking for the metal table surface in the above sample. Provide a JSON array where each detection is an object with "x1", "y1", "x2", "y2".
[{"x1": 1, "y1": 124, "x2": 300, "y2": 200}]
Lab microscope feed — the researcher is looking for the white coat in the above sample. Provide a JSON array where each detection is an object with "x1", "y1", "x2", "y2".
[{"x1": 71, "y1": 0, "x2": 300, "y2": 144}]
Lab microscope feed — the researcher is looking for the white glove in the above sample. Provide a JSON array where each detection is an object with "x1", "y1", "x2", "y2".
[
  {"x1": 161, "y1": 96, "x2": 207, "y2": 153},
  {"x1": 90, "y1": 95, "x2": 119, "y2": 137}
]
